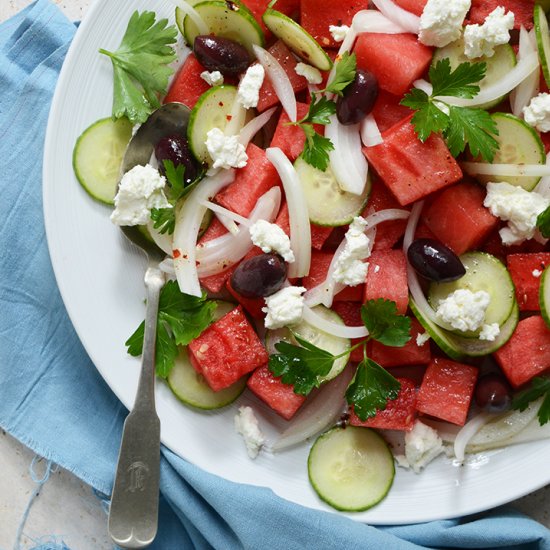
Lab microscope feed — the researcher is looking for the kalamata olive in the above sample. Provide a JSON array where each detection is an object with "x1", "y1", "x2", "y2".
[
  {"x1": 230, "y1": 253, "x2": 287, "y2": 298},
  {"x1": 193, "y1": 35, "x2": 250, "y2": 76},
  {"x1": 155, "y1": 135, "x2": 199, "y2": 185},
  {"x1": 475, "y1": 373, "x2": 512, "y2": 413},
  {"x1": 336, "y1": 69, "x2": 379, "y2": 125},
  {"x1": 407, "y1": 238, "x2": 466, "y2": 282}
]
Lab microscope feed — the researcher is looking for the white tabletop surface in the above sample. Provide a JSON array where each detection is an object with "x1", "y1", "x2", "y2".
[{"x1": 1, "y1": 1, "x2": 550, "y2": 549}]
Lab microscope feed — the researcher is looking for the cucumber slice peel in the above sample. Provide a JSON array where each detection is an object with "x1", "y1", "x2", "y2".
[
  {"x1": 262, "y1": 8, "x2": 333, "y2": 71},
  {"x1": 535, "y1": 4, "x2": 550, "y2": 88},
  {"x1": 308, "y1": 426, "x2": 395, "y2": 512},
  {"x1": 540, "y1": 265, "x2": 550, "y2": 328}
]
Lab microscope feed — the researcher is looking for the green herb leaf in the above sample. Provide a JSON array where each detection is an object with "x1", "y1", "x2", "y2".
[
  {"x1": 537, "y1": 206, "x2": 550, "y2": 238},
  {"x1": 429, "y1": 58, "x2": 486, "y2": 99},
  {"x1": 512, "y1": 376, "x2": 550, "y2": 426},
  {"x1": 163, "y1": 159, "x2": 186, "y2": 199},
  {"x1": 302, "y1": 95, "x2": 337, "y2": 125},
  {"x1": 345, "y1": 358, "x2": 402, "y2": 421},
  {"x1": 325, "y1": 52, "x2": 357, "y2": 96},
  {"x1": 301, "y1": 124, "x2": 334, "y2": 171},
  {"x1": 361, "y1": 299, "x2": 411, "y2": 347},
  {"x1": 402, "y1": 88, "x2": 450, "y2": 142},
  {"x1": 99, "y1": 11, "x2": 177, "y2": 124},
  {"x1": 150, "y1": 207, "x2": 176, "y2": 234}
]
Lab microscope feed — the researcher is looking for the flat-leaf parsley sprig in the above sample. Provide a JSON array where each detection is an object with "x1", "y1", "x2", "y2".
[
  {"x1": 401, "y1": 58, "x2": 499, "y2": 162},
  {"x1": 268, "y1": 299, "x2": 411, "y2": 420},
  {"x1": 511, "y1": 376, "x2": 550, "y2": 426}
]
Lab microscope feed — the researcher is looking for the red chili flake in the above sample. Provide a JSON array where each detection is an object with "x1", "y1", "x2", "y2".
[
  {"x1": 226, "y1": 115, "x2": 233, "y2": 121},
  {"x1": 173, "y1": 249, "x2": 181, "y2": 258},
  {"x1": 219, "y1": 101, "x2": 224, "y2": 107}
]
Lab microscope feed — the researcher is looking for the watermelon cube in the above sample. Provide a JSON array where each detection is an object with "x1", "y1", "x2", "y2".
[
  {"x1": 354, "y1": 33, "x2": 433, "y2": 97},
  {"x1": 416, "y1": 358, "x2": 478, "y2": 425},
  {"x1": 274, "y1": 203, "x2": 333, "y2": 250},
  {"x1": 240, "y1": 0, "x2": 300, "y2": 35},
  {"x1": 422, "y1": 180, "x2": 499, "y2": 255},
  {"x1": 371, "y1": 90, "x2": 413, "y2": 134},
  {"x1": 197, "y1": 218, "x2": 233, "y2": 293},
  {"x1": 188, "y1": 306, "x2": 268, "y2": 391},
  {"x1": 507, "y1": 253, "x2": 550, "y2": 311},
  {"x1": 494, "y1": 316, "x2": 550, "y2": 387},
  {"x1": 247, "y1": 364, "x2": 306, "y2": 420},
  {"x1": 330, "y1": 301, "x2": 366, "y2": 363},
  {"x1": 349, "y1": 378, "x2": 417, "y2": 431},
  {"x1": 467, "y1": 0, "x2": 534, "y2": 30},
  {"x1": 365, "y1": 249, "x2": 409, "y2": 314},
  {"x1": 364, "y1": 116, "x2": 463, "y2": 206},
  {"x1": 392, "y1": 0, "x2": 427, "y2": 16},
  {"x1": 164, "y1": 54, "x2": 211, "y2": 108},
  {"x1": 370, "y1": 318, "x2": 431, "y2": 367}
]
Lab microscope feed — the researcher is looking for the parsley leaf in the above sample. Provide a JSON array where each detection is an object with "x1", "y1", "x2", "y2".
[
  {"x1": 345, "y1": 358, "x2": 402, "y2": 421},
  {"x1": 125, "y1": 281, "x2": 216, "y2": 378},
  {"x1": 150, "y1": 207, "x2": 176, "y2": 235},
  {"x1": 402, "y1": 89, "x2": 449, "y2": 142},
  {"x1": 163, "y1": 159, "x2": 186, "y2": 199},
  {"x1": 512, "y1": 376, "x2": 550, "y2": 426},
  {"x1": 301, "y1": 124, "x2": 334, "y2": 171},
  {"x1": 429, "y1": 58, "x2": 485, "y2": 99},
  {"x1": 99, "y1": 11, "x2": 177, "y2": 124},
  {"x1": 325, "y1": 52, "x2": 357, "y2": 96},
  {"x1": 537, "y1": 206, "x2": 550, "y2": 238},
  {"x1": 302, "y1": 95, "x2": 337, "y2": 125},
  {"x1": 361, "y1": 299, "x2": 412, "y2": 347}
]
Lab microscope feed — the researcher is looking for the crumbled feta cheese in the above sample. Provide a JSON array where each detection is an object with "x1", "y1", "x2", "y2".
[
  {"x1": 263, "y1": 286, "x2": 307, "y2": 329},
  {"x1": 234, "y1": 406, "x2": 265, "y2": 459},
  {"x1": 294, "y1": 62, "x2": 323, "y2": 85},
  {"x1": 436, "y1": 288, "x2": 490, "y2": 332},
  {"x1": 237, "y1": 64, "x2": 265, "y2": 109},
  {"x1": 110, "y1": 164, "x2": 170, "y2": 226},
  {"x1": 419, "y1": 0, "x2": 471, "y2": 47},
  {"x1": 416, "y1": 332, "x2": 431, "y2": 346},
  {"x1": 523, "y1": 93, "x2": 550, "y2": 133},
  {"x1": 332, "y1": 217, "x2": 371, "y2": 286},
  {"x1": 394, "y1": 421, "x2": 445, "y2": 473},
  {"x1": 205, "y1": 128, "x2": 248, "y2": 170},
  {"x1": 329, "y1": 24, "x2": 350, "y2": 43},
  {"x1": 533, "y1": 269, "x2": 543, "y2": 278},
  {"x1": 200, "y1": 70, "x2": 224, "y2": 87},
  {"x1": 479, "y1": 322, "x2": 500, "y2": 341},
  {"x1": 464, "y1": 7, "x2": 515, "y2": 59},
  {"x1": 249, "y1": 219, "x2": 295, "y2": 263},
  {"x1": 484, "y1": 182, "x2": 550, "y2": 246}
]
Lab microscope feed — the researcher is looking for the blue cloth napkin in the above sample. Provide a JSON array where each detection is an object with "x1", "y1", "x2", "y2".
[{"x1": 1, "y1": 2, "x2": 550, "y2": 549}]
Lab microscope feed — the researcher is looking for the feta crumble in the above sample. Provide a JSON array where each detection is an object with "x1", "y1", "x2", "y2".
[
  {"x1": 464, "y1": 6, "x2": 515, "y2": 59},
  {"x1": 237, "y1": 64, "x2": 265, "y2": 109},
  {"x1": 263, "y1": 286, "x2": 307, "y2": 329},
  {"x1": 419, "y1": 0, "x2": 471, "y2": 48},
  {"x1": 110, "y1": 164, "x2": 170, "y2": 226},
  {"x1": 523, "y1": 93, "x2": 550, "y2": 133},
  {"x1": 329, "y1": 24, "x2": 350, "y2": 43},
  {"x1": 416, "y1": 332, "x2": 431, "y2": 346},
  {"x1": 533, "y1": 269, "x2": 543, "y2": 278},
  {"x1": 205, "y1": 128, "x2": 248, "y2": 170},
  {"x1": 249, "y1": 219, "x2": 295, "y2": 263},
  {"x1": 234, "y1": 406, "x2": 265, "y2": 459},
  {"x1": 395, "y1": 421, "x2": 445, "y2": 473},
  {"x1": 332, "y1": 217, "x2": 371, "y2": 286},
  {"x1": 200, "y1": 70, "x2": 224, "y2": 87},
  {"x1": 436, "y1": 288, "x2": 490, "y2": 332},
  {"x1": 479, "y1": 322, "x2": 500, "y2": 341},
  {"x1": 484, "y1": 182, "x2": 550, "y2": 246},
  {"x1": 294, "y1": 62, "x2": 323, "y2": 85}
]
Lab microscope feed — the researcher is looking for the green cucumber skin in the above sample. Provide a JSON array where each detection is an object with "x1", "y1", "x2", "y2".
[
  {"x1": 535, "y1": 4, "x2": 550, "y2": 88},
  {"x1": 540, "y1": 266, "x2": 550, "y2": 329}
]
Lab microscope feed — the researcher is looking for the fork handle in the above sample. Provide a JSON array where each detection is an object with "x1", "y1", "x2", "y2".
[{"x1": 108, "y1": 266, "x2": 164, "y2": 549}]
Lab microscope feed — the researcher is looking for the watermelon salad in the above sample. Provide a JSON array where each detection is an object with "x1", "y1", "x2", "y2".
[{"x1": 72, "y1": 0, "x2": 550, "y2": 512}]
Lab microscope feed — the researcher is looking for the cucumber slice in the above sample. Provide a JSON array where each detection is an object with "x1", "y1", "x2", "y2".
[
  {"x1": 72, "y1": 117, "x2": 133, "y2": 204},
  {"x1": 428, "y1": 252, "x2": 516, "y2": 338},
  {"x1": 175, "y1": 1, "x2": 202, "y2": 36},
  {"x1": 535, "y1": 4, "x2": 550, "y2": 88},
  {"x1": 540, "y1": 265, "x2": 550, "y2": 328},
  {"x1": 537, "y1": 0, "x2": 550, "y2": 14},
  {"x1": 432, "y1": 38, "x2": 516, "y2": 110},
  {"x1": 183, "y1": 0, "x2": 265, "y2": 53},
  {"x1": 294, "y1": 157, "x2": 371, "y2": 226},
  {"x1": 262, "y1": 9, "x2": 333, "y2": 71},
  {"x1": 474, "y1": 113, "x2": 546, "y2": 191},
  {"x1": 308, "y1": 426, "x2": 394, "y2": 512},
  {"x1": 265, "y1": 305, "x2": 350, "y2": 381},
  {"x1": 410, "y1": 299, "x2": 519, "y2": 360},
  {"x1": 187, "y1": 85, "x2": 238, "y2": 164}
]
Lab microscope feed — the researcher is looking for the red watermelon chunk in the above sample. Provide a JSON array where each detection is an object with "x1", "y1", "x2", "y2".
[
  {"x1": 364, "y1": 115, "x2": 463, "y2": 206},
  {"x1": 197, "y1": 218, "x2": 233, "y2": 293},
  {"x1": 349, "y1": 378, "x2": 417, "y2": 431},
  {"x1": 422, "y1": 180, "x2": 499, "y2": 255},
  {"x1": 392, "y1": 0, "x2": 427, "y2": 16},
  {"x1": 370, "y1": 318, "x2": 431, "y2": 367},
  {"x1": 164, "y1": 54, "x2": 211, "y2": 108},
  {"x1": 416, "y1": 358, "x2": 478, "y2": 425},
  {"x1": 355, "y1": 33, "x2": 433, "y2": 97},
  {"x1": 494, "y1": 316, "x2": 550, "y2": 387},
  {"x1": 467, "y1": 0, "x2": 534, "y2": 30},
  {"x1": 331, "y1": 301, "x2": 366, "y2": 363},
  {"x1": 240, "y1": 0, "x2": 300, "y2": 35},
  {"x1": 274, "y1": 203, "x2": 333, "y2": 250},
  {"x1": 247, "y1": 364, "x2": 306, "y2": 420},
  {"x1": 365, "y1": 249, "x2": 409, "y2": 315},
  {"x1": 371, "y1": 90, "x2": 413, "y2": 133},
  {"x1": 189, "y1": 306, "x2": 268, "y2": 391},
  {"x1": 507, "y1": 253, "x2": 550, "y2": 311}
]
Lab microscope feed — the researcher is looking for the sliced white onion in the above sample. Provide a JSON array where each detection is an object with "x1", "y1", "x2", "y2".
[
  {"x1": 462, "y1": 162, "x2": 550, "y2": 177},
  {"x1": 198, "y1": 199, "x2": 250, "y2": 226},
  {"x1": 352, "y1": 9, "x2": 408, "y2": 34},
  {"x1": 269, "y1": 364, "x2": 355, "y2": 452},
  {"x1": 498, "y1": 415, "x2": 550, "y2": 447},
  {"x1": 224, "y1": 95, "x2": 247, "y2": 137},
  {"x1": 325, "y1": 115, "x2": 369, "y2": 195},
  {"x1": 361, "y1": 114, "x2": 383, "y2": 147},
  {"x1": 534, "y1": 156, "x2": 550, "y2": 198},
  {"x1": 437, "y1": 52, "x2": 539, "y2": 108},
  {"x1": 172, "y1": 169, "x2": 236, "y2": 296},
  {"x1": 365, "y1": 208, "x2": 410, "y2": 226},
  {"x1": 175, "y1": 0, "x2": 209, "y2": 36},
  {"x1": 453, "y1": 411, "x2": 493, "y2": 463},
  {"x1": 146, "y1": 219, "x2": 173, "y2": 256},
  {"x1": 238, "y1": 106, "x2": 278, "y2": 148},
  {"x1": 266, "y1": 147, "x2": 311, "y2": 277},
  {"x1": 510, "y1": 27, "x2": 540, "y2": 117},
  {"x1": 371, "y1": 0, "x2": 420, "y2": 34},
  {"x1": 253, "y1": 45, "x2": 296, "y2": 122},
  {"x1": 414, "y1": 78, "x2": 433, "y2": 95},
  {"x1": 214, "y1": 213, "x2": 240, "y2": 235},
  {"x1": 303, "y1": 305, "x2": 369, "y2": 339}
]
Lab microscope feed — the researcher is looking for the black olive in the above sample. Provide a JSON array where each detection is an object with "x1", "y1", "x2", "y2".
[
  {"x1": 407, "y1": 238, "x2": 466, "y2": 282},
  {"x1": 230, "y1": 253, "x2": 287, "y2": 298},
  {"x1": 336, "y1": 69, "x2": 379, "y2": 125},
  {"x1": 193, "y1": 35, "x2": 250, "y2": 76},
  {"x1": 475, "y1": 373, "x2": 512, "y2": 413},
  {"x1": 155, "y1": 135, "x2": 199, "y2": 184}
]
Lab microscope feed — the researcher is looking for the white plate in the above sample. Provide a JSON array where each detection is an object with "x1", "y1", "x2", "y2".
[{"x1": 43, "y1": 0, "x2": 550, "y2": 525}]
